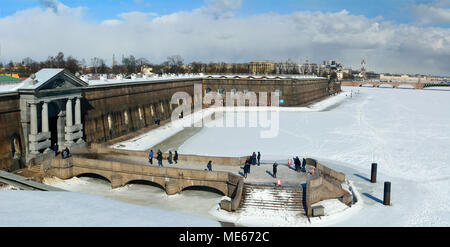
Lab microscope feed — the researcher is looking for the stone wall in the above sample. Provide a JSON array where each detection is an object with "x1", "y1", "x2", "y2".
[
  {"x1": 82, "y1": 79, "x2": 200, "y2": 144},
  {"x1": 304, "y1": 158, "x2": 352, "y2": 217},
  {"x1": 0, "y1": 93, "x2": 25, "y2": 171},
  {"x1": 203, "y1": 78, "x2": 335, "y2": 107},
  {"x1": 90, "y1": 144, "x2": 247, "y2": 166}
]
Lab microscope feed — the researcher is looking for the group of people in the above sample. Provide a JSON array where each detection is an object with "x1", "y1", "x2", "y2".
[
  {"x1": 148, "y1": 149, "x2": 179, "y2": 167},
  {"x1": 293, "y1": 156, "x2": 306, "y2": 172},
  {"x1": 242, "y1": 152, "x2": 261, "y2": 178},
  {"x1": 52, "y1": 143, "x2": 71, "y2": 159}
]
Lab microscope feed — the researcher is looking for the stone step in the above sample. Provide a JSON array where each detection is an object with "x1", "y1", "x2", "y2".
[{"x1": 238, "y1": 184, "x2": 306, "y2": 213}]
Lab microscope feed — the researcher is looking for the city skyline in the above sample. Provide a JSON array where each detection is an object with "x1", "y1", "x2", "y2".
[{"x1": 0, "y1": 0, "x2": 449, "y2": 76}]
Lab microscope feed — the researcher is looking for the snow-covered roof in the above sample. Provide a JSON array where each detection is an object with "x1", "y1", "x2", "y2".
[
  {"x1": 19, "y1": 68, "x2": 65, "y2": 90},
  {"x1": 86, "y1": 73, "x2": 206, "y2": 87},
  {"x1": 205, "y1": 74, "x2": 325, "y2": 80}
]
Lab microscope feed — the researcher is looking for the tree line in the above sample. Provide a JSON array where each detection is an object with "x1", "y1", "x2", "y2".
[{"x1": 0, "y1": 52, "x2": 250, "y2": 77}]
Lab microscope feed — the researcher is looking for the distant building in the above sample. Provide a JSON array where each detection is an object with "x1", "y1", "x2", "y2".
[
  {"x1": 141, "y1": 65, "x2": 153, "y2": 75},
  {"x1": 380, "y1": 74, "x2": 420, "y2": 82},
  {"x1": 250, "y1": 61, "x2": 275, "y2": 75}
]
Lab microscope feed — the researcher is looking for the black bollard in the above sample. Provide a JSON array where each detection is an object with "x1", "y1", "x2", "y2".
[
  {"x1": 371, "y1": 163, "x2": 377, "y2": 183},
  {"x1": 384, "y1": 182, "x2": 391, "y2": 206}
]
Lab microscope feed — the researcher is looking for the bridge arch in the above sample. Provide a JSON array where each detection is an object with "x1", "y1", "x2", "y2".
[
  {"x1": 75, "y1": 173, "x2": 111, "y2": 183},
  {"x1": 181, "y1": 185, "x2": 226, "y2": 196},
  {"x1": 124, "y1": 179, "x2": 166, "y2": 191}
]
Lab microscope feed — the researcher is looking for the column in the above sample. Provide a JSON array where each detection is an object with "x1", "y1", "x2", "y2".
[
  {"x1": 41, "y1": 101, "x2": 52, "y2": 153},
  {"x1": 66, "y1": 98, "x2": 73, "y2": 127},
  {"x1": 29, "y1": 103, "x2": 39, "y2": 155},
  {"x1": 65, "y1": 98, "x2": 74, "y2": 146},
  {"x1": 75, "y1": 97, "x2": 81, "y2": 125},
  {"x1": 30, "y1": 103, "x2": 38, "y2": 135},
  {"x1": 75, "y1": 97, "x2": 85, "y2": 144},
  {"x1": 42, "y1": 101, "x2": 49, "y2": 133}
]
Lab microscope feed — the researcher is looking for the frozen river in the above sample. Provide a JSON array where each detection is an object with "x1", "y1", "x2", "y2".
[{"x1": 178, "y1": 86, "x2": 450, "y2": 226}]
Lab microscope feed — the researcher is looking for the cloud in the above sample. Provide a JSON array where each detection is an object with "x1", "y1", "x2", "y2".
[
  {"x1": 411, "y1": 0, "x2": 450, "y2": 25},
  {"x1": 1, "y1": 2, "x2": 450, "y2": 76},
  {"x1": 39, "y1": 0, "x2": 59, "y2": 12},
  {"x1": 201, "y1": 0, "x2": 243, "y2": 18}
]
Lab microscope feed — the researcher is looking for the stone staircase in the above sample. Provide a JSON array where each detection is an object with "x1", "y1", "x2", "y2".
[
  {"x1": 237, "y1": 184, "x2": 306, "y2": 215},
  {"x1": 28, "y1": 164, "x2": 42, "y2": 173}
]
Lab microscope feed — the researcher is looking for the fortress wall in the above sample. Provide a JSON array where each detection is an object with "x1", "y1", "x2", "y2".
[
  {"x1": 82, "y1": 79, "x2": 200, "y2": 144},
  {"x1": 0, "y1": 93, "x2": 25, "y2": 171},
  {"x1": 203, "y1": 78, "x2": 333, "y2": 106},
  {"x1": 0, "y1": 76, "x2": 338, "y2": 171}
]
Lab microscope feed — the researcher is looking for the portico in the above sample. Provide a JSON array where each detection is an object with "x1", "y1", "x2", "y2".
[{"x1": 18, "y1": 69, "x2": 88, "y2": 163}]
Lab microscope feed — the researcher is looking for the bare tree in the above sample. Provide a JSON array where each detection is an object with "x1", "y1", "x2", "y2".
[{"x1": 91, "y1": 57, "x2": 101, "y2": 74}]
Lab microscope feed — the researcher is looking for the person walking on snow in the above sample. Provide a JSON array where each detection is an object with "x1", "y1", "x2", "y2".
[
  {"x1": 246, "y1": 157, "x2": 251, "y2": 174},
  {"x1": 157, "y1": 150, "x2": 163, "y2": 167},
  {"x1": 273, "y1": 162, "x2": 278, "y2": 178},
  {"x1": 207, "y1": 161, "x2": 212, "y2": 171},
  {"x1": 294, "y1": 156, "x2": 301, "y2": 172},
  {"x1": 174, "y1": 151, "x2": 178, "y2": 164},
  {"x1": 168, "y1": 151, "x2": 173, "y2": 164},
  {"x1": 257, "y1": 152, "x2": 261, "y2": 166},
  {"x1": 149, "y1": 150, "x2": 153, "y2": 165},
  {"x1": 251, "y1": 152, "x2": 257, "y2": 165},
  {"x1": 243, "y1": 159, "x2": 250, "y2": 178},
  {"x1": 302, "y1": 158, "x2": 306, "y2": 171}
]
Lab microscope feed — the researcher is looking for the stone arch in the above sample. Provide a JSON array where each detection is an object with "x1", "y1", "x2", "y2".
[
  {"x1": 181, "y1": 185, "x2": 226, "y2": 196},
  {"x1": 75, "y1": 172, "x2": 112, "y2": 183},
  {"x1": 124, "y1": 179, "x2": 166, "y2": 191}
]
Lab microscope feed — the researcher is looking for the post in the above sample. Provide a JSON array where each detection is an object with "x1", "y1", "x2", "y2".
[
  {"x1": 383, "y1": 182, "x2": 391, "y2": 206},
  {"x1": 371, "y1": 163, "x2": 377, "y2": 183}
]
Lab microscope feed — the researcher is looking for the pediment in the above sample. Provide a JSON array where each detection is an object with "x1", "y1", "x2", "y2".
[
  {"x1": 37, "y1": 70, "x2": 88, "y2": 91},
  {"x1": 39, "y1": 76, "x2": 79, "y2": 90}
]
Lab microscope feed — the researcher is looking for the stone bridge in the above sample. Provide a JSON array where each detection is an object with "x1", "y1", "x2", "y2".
[
  {"x1": 342, "y1": 80, "x2": 450, "y2": 89},
  {"x1": 342, "y1": 81, "x2": 425, "y2": 89},
  {"x1": 47, "y1": 155, "x2": 242, "y2": 197}
]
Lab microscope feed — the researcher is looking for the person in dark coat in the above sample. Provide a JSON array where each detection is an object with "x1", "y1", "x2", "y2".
[
  {"x1": 168, "y1": 151, "x2": 173, "y2": 164},
  {"x1": 207, "y1": 161, "x2": 212, "y2": 171},
  {"x1": 294, "y1": 156, "x2": 301, "y2": 172},
  {"x1": 62, "y1": 147, "x2": 70, "y2": 159},
  {"x1": 174, "y1": 151, "x2": 178, "y2": 164},
  {"x1": 52, "y1": 143, "x2": 59, "y2": 156},
  {"x1": 251, "y1": 152, "x2": 257, "y2": 166},
  {"x1": 302, "y1": 158, "x2": 306, "y2": 171},
  {"x1": 243, "y1": 159, "x2": 250, "y2": 178},
  {"x1": 149, "y1": 150, "x2": 153, "y2": 165},
  {"x1": 273, "y1": 162, "x2": 278, "y2": 178},
  {"x1": 257, "y1": 152, "x2": 261, "y2": 166},
  {"x1": 157, "y1": 149, "x2": 163, "y2": 167},
  {"x1": 246, "y1": 157, "x2": 251, "y2": 174}
]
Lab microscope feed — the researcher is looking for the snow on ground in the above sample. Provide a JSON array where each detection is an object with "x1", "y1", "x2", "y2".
[
  {"x1": 110, "y1": 108, "x2": 217, "y2": 150},
  {"x1": 177, "y1": 86, "x2": 450, "y2": 226},
  {"x1": 111, "y1": 92, "x2": 348, "y2": 151},
  {"x1": 423, "y1": 86, "x2": 450, "y2": 91},
  {"x1": 0, "y1": 189, "x2": 220, "y2": 227}
]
